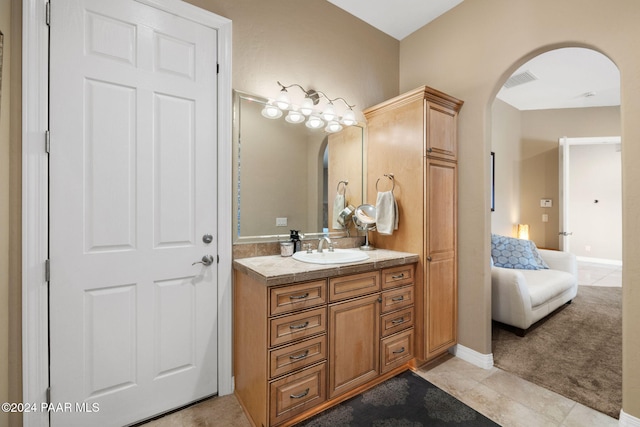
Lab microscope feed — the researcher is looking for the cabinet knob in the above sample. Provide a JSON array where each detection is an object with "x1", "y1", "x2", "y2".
[
  {"x1": 426, "y1": 256, "x2": 432, "y2": 262},
  {"x1": 427, "y1": 147, "x2": 433, "y2": 153}
]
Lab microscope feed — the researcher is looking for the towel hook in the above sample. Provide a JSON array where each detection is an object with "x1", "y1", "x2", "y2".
[
  {"x1": 336, "y1": 180, "x2": 348, "y2": 195},
  {"x1": 376, "y1": 174, "x2": 395, "y2": 192}
]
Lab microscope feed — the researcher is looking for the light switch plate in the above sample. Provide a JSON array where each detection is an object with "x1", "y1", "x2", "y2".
[
  {"x1": 540, "y1": 199, "x2": 553, "y2": 208},
  {"x1": 276, "y1": 217, "x2": 288, "y2": 227}
]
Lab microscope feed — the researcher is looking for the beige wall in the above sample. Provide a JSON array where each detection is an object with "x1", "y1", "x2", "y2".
[
  {"x1": 1, "y1": 0, "x2": 22, "y2": 426},
  {"x1": 490, "y1": 99, "x2": 521, "y2": 237},
  {"x1": 520, "y1": 107, "x2": 621, "y2": 249},
  {"x1": 491, "y1": 102, "x2": 621, "y2": 250},
  {"x1": 400, "y1": 0, "x2": 640, "y2": 417},
  {"x1": 185, "y1": 0, "x2": 399, "y2": 118}
]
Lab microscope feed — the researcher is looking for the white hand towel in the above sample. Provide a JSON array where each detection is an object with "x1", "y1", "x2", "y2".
[
  {"x1": 375, "y1": 191, "x2": 398, "y2": 235},
  {"x1": 332, "y1": 194, "x2": 345, "y2": 229}
]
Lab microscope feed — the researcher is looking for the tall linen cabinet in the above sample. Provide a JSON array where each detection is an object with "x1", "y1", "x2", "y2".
[{"x1": 364, "y1": 86, "x2": 463, "y2": 362}]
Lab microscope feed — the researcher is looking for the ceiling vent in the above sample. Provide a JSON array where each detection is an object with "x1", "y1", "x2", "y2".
[{"x1": 503, "y1": 70, "x2": 538, "y2": 89}]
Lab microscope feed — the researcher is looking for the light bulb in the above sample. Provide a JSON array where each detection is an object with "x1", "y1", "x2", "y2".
[
  {"x1": 340, "y1": 109, "x2": 356, "y2": 126},
  {"x1": 275, "y1": 89, "x2": 290, "y2": 110},
  {"x1": 261, "y1": 103, "x2": 282, "y2": 119},
  {"x1": 285, "y1": 109, "x2": 305, "y2": 124},
  {"x1": 305, "y1": 115, "x2": 324, "y2": 129},
  {"x1": 300, "y1": 97, "x2": 314, "y2": 116},
  {"x1": 321, "y1": 104, "x2": 336, "y2": 122},
  {"x1": 325, "y1": 121, "x2": 343, "y2": 133}
]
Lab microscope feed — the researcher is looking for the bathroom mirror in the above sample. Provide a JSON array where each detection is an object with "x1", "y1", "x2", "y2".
[{"x1": 233, "y1": 90, "x2": 364, "y2": 242}]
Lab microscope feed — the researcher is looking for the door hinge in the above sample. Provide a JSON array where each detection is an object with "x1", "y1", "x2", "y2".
[
  {"x1": 217, "y1": 254, "x2": 220, "y2": 264},
  {"x1": 217, "y1": 63, "x2": 219, "y2": 74},
  {"x1": 45, "y1": 2, "x2": 51, "y2": 26},
  {"x1": 46, "y1": 387, "x2": 51, "y2": 404},
  {"x1": 45, "y1": 130, "x2": 50, "y2": 154},
  {"x1": 45, "y1": 259, "x2": 51, "y2": 282}
]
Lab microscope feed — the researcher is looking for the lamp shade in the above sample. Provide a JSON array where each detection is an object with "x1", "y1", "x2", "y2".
[
  {"x1": 517, "y1": 224, "x2": 530, "y2": 240},
  {"x1": 285, "y1": 109, "x2": 305, "y2": 124},
  {"x1": 321, "y1": 104, "x2": 336, "y2": 122},
  {"x1": 275, "y1": 89, "x2": 291, "y2": 110},
  {"x1": 325, "y1": 121, "x2": 343, "y2": 133},
  {"x1": 261, "y1": 103, "x2": 282, "y2": 119},
  {"x1": 340, "y1": 109, "x2": 356, "y2": 126},
  {"x1": 300, "y1": 97, "x2": 314, "y2": 116},
  {"x1": 305, "y1": 115, "x2": 324, "y2": 129}
]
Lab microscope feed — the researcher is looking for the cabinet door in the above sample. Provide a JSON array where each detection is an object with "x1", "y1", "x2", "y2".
[
  {"x1": 328, "y1": 294, "x2": 380, "y2": 399},
  {"x1": 425, "y1": 159, "x2": 457, "y2": 359},
  {"x1": 426, "y1": 101, "x2": 458, "y2": 161}
]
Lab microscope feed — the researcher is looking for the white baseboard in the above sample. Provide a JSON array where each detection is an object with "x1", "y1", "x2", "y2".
[
  {"x1": 576, "y1": 256, "x2": 622, "y2": 266},
  {"x1": 620, "y1": 409, "x2": 640, "y2": 426},
  {"x1": 449, "y1": 344, "x2": 494, "y2": 370}
]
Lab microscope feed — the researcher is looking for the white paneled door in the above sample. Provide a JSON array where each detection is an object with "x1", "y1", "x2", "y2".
[{"x1": 49, "y1": 0, "x2": 219, "y2": 425}]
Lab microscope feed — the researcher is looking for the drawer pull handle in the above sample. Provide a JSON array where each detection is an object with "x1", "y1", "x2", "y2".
[
  {"x1": 391, "y1": 273, "x2": 405, "y2": 279},
  {"x1": 391, "y1": 295, "x2": 405, "y2": 302},
  {"x1": 289, "y1": 350, "x2": 309, "y2": 360},
  {"x1": 290, "y1": 388, "x2": 310, "y2": 399},
  {"x1": 391, "y1": 317, "x2": 405, "y2": 325},
  {"x1": 289, "y1": 321, "x2": 309, "y2": 330},
  {"x1": 393, "y1": 347, "x2": 406, "y2": 354},
  {"x1": 289, "y1": 293, "x2": 309, "y2": 300}
]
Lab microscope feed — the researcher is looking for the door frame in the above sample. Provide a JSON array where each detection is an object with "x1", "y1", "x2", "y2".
[{"x1": 22, "y1": 1, "x2": 233, "y2": 426}]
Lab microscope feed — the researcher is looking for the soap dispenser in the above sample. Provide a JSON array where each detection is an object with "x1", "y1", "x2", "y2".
[{"x1": 290, "y1": 230, "x2": 302, "y2": 253}]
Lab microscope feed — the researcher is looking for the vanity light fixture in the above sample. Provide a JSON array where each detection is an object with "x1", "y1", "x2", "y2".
[{"x1": 264, "y1": 81, "x2": 359, "y2": 133}]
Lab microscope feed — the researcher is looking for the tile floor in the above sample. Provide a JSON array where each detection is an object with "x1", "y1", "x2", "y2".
[{"x1": 142, "y1": 261, "x2": 621, "y2": 427}]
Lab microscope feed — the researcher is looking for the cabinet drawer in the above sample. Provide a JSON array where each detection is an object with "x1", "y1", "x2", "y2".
[
  {"x1": 270, "y1": 307, "x2": 326, "y2": 347},
  {"x1": 380, "y1": 285, "x2": 414, "y2": 313},
  {"x1": 380, "y1": 307, "x2": 414, "y2": 338},
  {"x1": 380, "y1": 328, "x2": 414, "y2": 373},
  {"x1": 329, "y1": 271, "x2": 380, "y2": 302},
  {"x1": 269, "y1": 335, "x2": 327, "y2": 379},
  {"x1": 269, "y1": 362, "x2": 326, "y2": 426},
  {"x1": 270, "y1": 280, "x2": 327, "y2": 316},
  {"x1": 381, "y1": 264, "x2": 415, "y2": 289}
]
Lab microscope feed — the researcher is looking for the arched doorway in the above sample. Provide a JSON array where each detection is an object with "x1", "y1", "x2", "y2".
[{"x1": 489, "y1": 47, "x2": 622, "y2": 418}]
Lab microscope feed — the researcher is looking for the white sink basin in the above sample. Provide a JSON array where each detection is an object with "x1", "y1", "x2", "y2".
[{"x1": 292, "y1": 248, "x2": 369, "y2": 265}]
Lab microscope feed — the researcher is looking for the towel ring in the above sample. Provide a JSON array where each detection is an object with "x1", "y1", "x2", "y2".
[
  {"x1": 336, "y1": 180, "x2": 348, "y2": 195},
  {"x1": 375, "y1": 174, "x2": 395, "y2": 192}
]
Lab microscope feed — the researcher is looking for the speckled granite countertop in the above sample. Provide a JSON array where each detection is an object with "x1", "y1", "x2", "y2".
[{"x1": 233, "y1": 249, "x2": 419, "y2": 286}]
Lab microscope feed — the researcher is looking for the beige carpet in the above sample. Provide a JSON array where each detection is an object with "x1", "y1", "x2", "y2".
[{"x1": 492, "y1": 285, "x2": 622, "y2": 419}]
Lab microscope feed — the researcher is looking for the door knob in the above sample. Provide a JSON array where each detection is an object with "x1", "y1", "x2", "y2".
[{"x1": 192, "y1": 255, "x2": 215, "y2": 266}]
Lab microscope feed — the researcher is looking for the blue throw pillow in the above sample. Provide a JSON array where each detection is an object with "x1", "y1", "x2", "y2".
[
  {"x1": 491, "y1": 234, "x2": 549, "y2": 270},
  {"x1": 527, "y1": 240, "x2": 550, "y2": 269}
]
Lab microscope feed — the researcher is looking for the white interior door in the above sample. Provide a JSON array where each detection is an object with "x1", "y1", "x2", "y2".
[{"x1": 49, "y1": 0, "x2": 219, "y2": 425}]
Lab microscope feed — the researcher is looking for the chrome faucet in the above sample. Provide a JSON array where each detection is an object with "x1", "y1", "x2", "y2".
[{"x1": 317, "y1": 236, "x2": 333, "y2": 253}]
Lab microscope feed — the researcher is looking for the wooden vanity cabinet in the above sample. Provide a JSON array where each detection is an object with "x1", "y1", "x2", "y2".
[
  {"x1": 364, "y1": 86, "x2": 463, "y2": 362},
  {"x1": 233, "y1": 262, "x2": 416, "y2": 427}
]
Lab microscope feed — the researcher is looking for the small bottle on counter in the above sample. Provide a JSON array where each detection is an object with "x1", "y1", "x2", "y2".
[{"x1": 290, "y1": 230, "x2": 302, "y2": 253}]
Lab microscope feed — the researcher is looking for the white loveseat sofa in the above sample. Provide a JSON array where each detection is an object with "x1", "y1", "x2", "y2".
[{"x1": 492, "y1": 247, "x2": 578, "y2": 335}]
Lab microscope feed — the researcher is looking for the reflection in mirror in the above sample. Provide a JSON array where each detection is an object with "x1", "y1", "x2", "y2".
[{"x1": 233, "y1": 90, "x2": 364, "y2": 242}]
